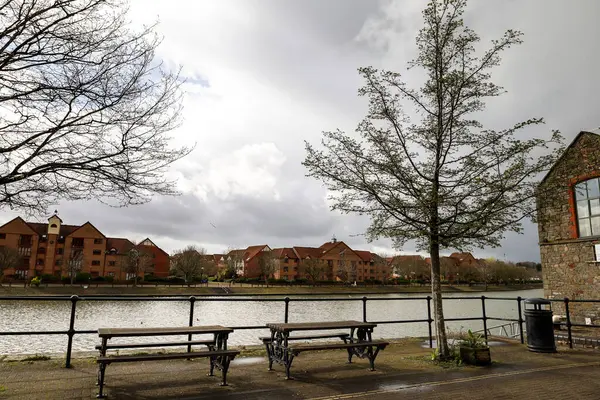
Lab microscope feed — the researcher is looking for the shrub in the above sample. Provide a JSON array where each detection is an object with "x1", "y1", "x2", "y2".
[
  {"x1": 91, "y1": 276, "x2": 105, "y2": 282},
  {"x1": 294, "y1": 278, "x2": 308, "y2": 285},
  {"x1": 75, "y1": 272, "x2": 91, "y2": 283},
  {"x1": 30, "y1": 276, "x2": 41, "y2": 287},
  {"x1": 41, "y1": 274, "x2": 60, "y2": 283}
]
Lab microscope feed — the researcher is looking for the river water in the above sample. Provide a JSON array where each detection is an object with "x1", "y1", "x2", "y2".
[{"x1": 0, "y1": 289, "x2": 542, "y2": 355}]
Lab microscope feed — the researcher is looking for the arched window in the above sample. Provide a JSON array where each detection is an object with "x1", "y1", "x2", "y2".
[
  {"x1": 575, "y1": 177, "x2": 600, "y2": 237},
  {"x1": 50, "y1": 224, "x2": 57, "y2": 228}
]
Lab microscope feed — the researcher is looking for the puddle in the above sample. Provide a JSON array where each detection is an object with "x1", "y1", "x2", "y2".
[
  {"x1": 422, "y1": 339, "x2": 510, "y2": 348},
  {"x1": 231, "y1": 356, "x2": 265, "y2": 366}
]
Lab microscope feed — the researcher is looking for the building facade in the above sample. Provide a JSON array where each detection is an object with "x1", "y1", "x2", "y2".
[
  {"x1": 537, "y1": 131, "x2": 600, "y2": 322},
  {"x1": 0, "y1": 214, "x2": 169, "y2": 281}
]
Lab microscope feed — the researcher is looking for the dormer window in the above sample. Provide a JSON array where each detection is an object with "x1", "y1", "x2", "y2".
[
  {"x1": 575, "y1": 177, "x2": 600, "y2": 237},
  {"x1": 50, "y1": 224, "x2": 57, "y2": 228}
]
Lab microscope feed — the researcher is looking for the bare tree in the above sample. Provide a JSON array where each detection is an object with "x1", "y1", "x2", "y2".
[
  {"x1": 303, "y1": 0, "x2": 563, "y2": 359},
  {"x1": 258, "y1": 250, "x2": 278, "y2": 287},
  {"x1": 171, "y1": 245, "x2": 207, "y2": 284},
  {"x1": 120, "y1": 247, "x2": 153, "y2": 286},
  {"x1": 303, "y1": 258, "x2": 325, "y2": 285},
  {"x1": 0, "y1": 0, "x2": 192, "y2": 215},
  {"x1": 0, "y1": 246, "x2": 22, "y2": 283},
  {"x1": 63, "y1": 249, "x2": 84, "y2": 285},
  {"x1": 224, "y1": 247, "x2": 243, "y2": 278}
]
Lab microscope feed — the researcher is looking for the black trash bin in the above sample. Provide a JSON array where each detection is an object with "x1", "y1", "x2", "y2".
[{"x1": 524, "y1": 298, "x2": 557, "y2": 353}]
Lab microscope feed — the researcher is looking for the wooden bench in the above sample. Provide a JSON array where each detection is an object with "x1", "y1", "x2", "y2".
[
  {"x1": 96, "y1": 326, "x2": 239, "y2": 398},
  {"x1": 264, "y1": 321, "x2": 388, "y2": 379}
]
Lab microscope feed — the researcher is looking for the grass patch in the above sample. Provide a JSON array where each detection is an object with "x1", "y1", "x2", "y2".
[{"x1": 0, "y1": 385, "x2": 6, "y2": 392}]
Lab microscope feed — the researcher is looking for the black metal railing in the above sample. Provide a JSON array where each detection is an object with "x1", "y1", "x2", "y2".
[{"x1": 0, "y1": 293, "x2": 598, "y2": 368}]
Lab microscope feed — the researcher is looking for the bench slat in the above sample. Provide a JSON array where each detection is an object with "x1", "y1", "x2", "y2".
[
  {"x1": 95, "y1": 339, "x2": 214, "y2": 350},
  {"x1": 259, "y1": 332, "x2": 349, "y2": 342},
  {"x1": 289, "y1": 340, "x2": 389, "y2": 353},
  {"x1": 97, "y1": 350, "x2": 239, "y2": 363}
]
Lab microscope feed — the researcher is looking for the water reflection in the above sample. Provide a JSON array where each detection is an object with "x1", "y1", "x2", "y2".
[{"x1": 0, "y1": 289, "x2": 541, "y2": 355}]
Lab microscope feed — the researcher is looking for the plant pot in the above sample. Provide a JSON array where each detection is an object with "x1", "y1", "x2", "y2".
[{"x1": 459, "y1": 345, "x2": 491, "y2": 366}]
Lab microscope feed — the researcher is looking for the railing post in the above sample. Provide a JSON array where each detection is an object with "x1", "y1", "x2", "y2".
[
  {"x1": 65, "y1": 295, "x2": 79, "y2": 368},
  {"x1": 284, "y1": 297, "x2": 290, "y2": 323},
  {"x1": 481, "y1": 296, "x2": 488, "y2": 344},
  {"x1": 517, "y1": 296, "x2": 524, "y2": 344},
  {"x1": 564, "y1": 297, "x2": 573, "y2": 349},
  {"x1": 188, "y1": 296, "x2": 196, "y2": 353},
  {"x1": 426, "y1": 296, "x2": 433, "y2": 348},
  {"x1": 362, "y1": 296, "x2": 367, "y2": 322}
]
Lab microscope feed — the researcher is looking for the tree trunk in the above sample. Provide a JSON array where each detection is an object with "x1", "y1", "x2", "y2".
[{"x1": 430, "y1": 239, "x2": 450, "y2": 359}]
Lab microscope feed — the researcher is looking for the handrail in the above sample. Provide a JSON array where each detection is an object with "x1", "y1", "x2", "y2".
[{"x1": 1, "y1": 293, "x2": 598, "y2": 367}]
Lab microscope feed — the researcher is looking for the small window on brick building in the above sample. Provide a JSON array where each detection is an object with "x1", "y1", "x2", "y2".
[
  {"x1": 55, "y1": 259, "x2": 62, "y2": 266},
  {"x1": 575, "y1": 178, "x2": 600, "y2": 237},
  {"x1": 108, "y1": 261, "x2": 116, "y2": 266},
  {"x1": 56, "y1": 248, "x2": 63, "y2": 255},
  {"x1": 93, "y1": 249, "x2": 101, "y2": 255},
  {"x1": 91, "y1": 260, "x2": 101, "y2": 266},
  {"x1": 0, "y1": 233, "x2": 5, "y2": 239},
  {"x1": 94, "y1": 238, "x2": 103, "y2": 244}
]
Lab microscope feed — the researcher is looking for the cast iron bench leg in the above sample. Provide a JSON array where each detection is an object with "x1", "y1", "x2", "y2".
[
  {"x1": 97, "y1": 362, "x2": 107, "y2": 398},
  {"x1": 263, "y1": 340, "x2": 274, "y2": 371},
  {"x1": 346, "y1": 347, "x2": 354, "y2": 363},
  {"x1": 285, "y1": 352, "x2": 295, "y2": 380},
  {"x1": 208, "y1": 355, "x2": 215, "y2": 376},
  {"x1": 220, "y1": 356, "x2": 232, "y2": 386},
  {"x1": 368, "y1": 345, "x2": 383, "y2": 371}
]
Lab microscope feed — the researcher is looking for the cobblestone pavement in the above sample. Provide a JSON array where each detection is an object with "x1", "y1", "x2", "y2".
[{"x1": 1, "y1": 339, "x2": 599, "y2": 399}]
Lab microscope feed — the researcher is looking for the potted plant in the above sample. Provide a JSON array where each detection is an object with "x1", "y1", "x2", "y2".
[{"x1": 459, "y1": 330, "x2": 491, "y2": 366}]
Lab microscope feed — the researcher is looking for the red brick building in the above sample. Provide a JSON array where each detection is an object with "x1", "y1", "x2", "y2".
[{"x1": 0, "y1": 214, "x2": 169, "y2": 281}]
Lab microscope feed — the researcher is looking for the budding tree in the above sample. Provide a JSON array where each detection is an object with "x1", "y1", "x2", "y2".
[
  {"x1": 0, "y1": 246, "x2": 22, "y2": 282},
  {"x1": 303, "y1": 0, "x2": 563, "y2": 359},
  {"x1": 0, "y1": 0, "x2": 191, "y2": 215},
  {"x1": 171, "y1": 245, "x2": 208, "y2": 284}
]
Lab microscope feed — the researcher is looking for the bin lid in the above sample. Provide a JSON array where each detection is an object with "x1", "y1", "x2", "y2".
[{"x1": 524, "y1": 297, "x2": 551, "y2": 305}]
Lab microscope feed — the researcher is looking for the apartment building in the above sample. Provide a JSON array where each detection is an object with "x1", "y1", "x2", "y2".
[
  {"x1": 228, "y1": 238, "x2": 392, "y2": 282},
  {"x1": 0, "y1": 214, "x2": 169, "y2": 280}
]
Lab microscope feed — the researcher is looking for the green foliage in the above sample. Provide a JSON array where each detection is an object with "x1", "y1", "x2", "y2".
[
  {"x1": 75, "y1": 272, "x2": 91, "y2": 283},
  {"x1": 30, "y1": 276, "x2": 41, "y2": 287},
  {"x1": 459, "y1": 329, "x2": 487, "y2": 349}
]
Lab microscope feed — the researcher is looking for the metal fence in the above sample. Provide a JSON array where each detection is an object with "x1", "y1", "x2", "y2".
[{"x1": 0, "y1": 293, "x2": 597, "y2": 368}]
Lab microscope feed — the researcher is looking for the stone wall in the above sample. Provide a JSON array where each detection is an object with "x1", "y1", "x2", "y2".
[{"x1": 537, "y1": 132, "x2": 600, "y2": 322}]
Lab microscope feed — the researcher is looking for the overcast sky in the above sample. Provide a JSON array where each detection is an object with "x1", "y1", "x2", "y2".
[{"x1": 2, "y1": 0, "x2": 599, "y2": 261}]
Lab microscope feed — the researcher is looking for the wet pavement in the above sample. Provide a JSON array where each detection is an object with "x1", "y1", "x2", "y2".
[{"x1": 1, "y1": 338, "x2": 599, "y2": 399}]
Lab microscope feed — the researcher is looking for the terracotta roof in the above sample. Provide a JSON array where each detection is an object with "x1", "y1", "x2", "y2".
[
  {"x1": 227, "y1": 249, "x2": 245, "y2": 258},
  {"x1": 389, "y1": 255, "x2": 423, "y2": 264},
  {"x1": 449, "y1": 252, "x2": 474, "y2": 261},
  {"x1": 212, "y1": 254, "x2": 225, "y2": 263},
  {"x1": 319, "y1": 241, "x2": 339, "y2": 253},
  {"x1": 293, "y1": 246, "x2": 322, "y2": 259},
  {"x1": 243, "y1": 245, "x2": 270, "y2": 262},
  {"x1": 271, "y1": 248, "x2": 298, "y2": 259},
  {"x1": 106, "y1": 238, "x2": 135, "y2": 254},
  {"x1": 354, "y1": 250, "x2": 373, "y2": 262}
]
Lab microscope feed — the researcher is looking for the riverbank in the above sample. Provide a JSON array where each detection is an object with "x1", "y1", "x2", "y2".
[
  {"x1": 0, "y1": 283, "x2": 543, "y2": 296},
  {"x1": 1, "y1": 338, "x2": 598, "y2": 399}
]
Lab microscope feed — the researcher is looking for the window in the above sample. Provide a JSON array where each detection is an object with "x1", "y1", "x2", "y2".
[
  {"x1": 284, "y1": 256, "x2": 289, "y2": 263},
  {"x1": 283, "y1": 275, "x2": 288, "y2": 280},
  {"x1": 91, "y1": 260, "x2": 101, "y2": 266},
  {"x1": 72, "y1": 238, "x2": 84, "y2": 247},
  {"x1": 0, "y1": 233, "x2": 5, "y2": 239},
  {"x1": 15, "y1": 269, "x2": 28, "y2": 279},
  {"x1": 94, "y1": 238, "x2": 103, "y2": 244},
  {"x1": 283, "y1": 267, "x2": 289, "y2": 272},
  {"x1": 327, "y1": 260, "x2": 333, "y2": 267},
  {"x1": 93, "y1": 249, "x2": 102, "y2": 255},
  {"x1": 40, "y1": 235, "x2": 47, "y2": 242},
  {"x1": 38, "y1": 247, "x2": 46, "y2": 254},
  {"x1": 55, "y1": 259, "x2": 62, "y2": 266},
  {"x1": 575, "y1": 178, "x2": 600, "y2": 237},
  {"x1": 50, "y1": 223, "x2": 57, "y2": 228},
  {"x1": 108, "y1": 272, "x2": 115, "y2": 277},
  {"x1": 108, "y1": 261, "x2": 116, "y2": 266},
  {"x1": 56, "y1": 248, "x2": 64, "y2": 255},
  {"x1": 126, "y1": 273, "x2": 136, "y2": 280}
]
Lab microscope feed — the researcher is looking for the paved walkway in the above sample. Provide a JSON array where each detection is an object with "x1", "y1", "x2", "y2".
[{"x1": 1, "y1": 339, "x2": 599, "y2": 399}]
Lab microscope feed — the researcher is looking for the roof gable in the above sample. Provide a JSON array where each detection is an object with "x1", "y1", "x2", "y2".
[
  {"x1": 0, "y1": 217, "x2": 38, "y2": 235},
  {"x1": 68, "y1": 221, "x2": 105, "y2": 238},
  {"x1": 243, "y1": 245, "x2": 271, "y2": 262},
  {"x1": 540, "y1": 131, "x2": 600, "y2": 185}
]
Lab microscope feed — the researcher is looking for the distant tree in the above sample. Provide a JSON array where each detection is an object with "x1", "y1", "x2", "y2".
[
  {"x1": 258, "y1": 250, "x2": 278, "y2": 287},
  {"x1": 224, "y1": 248, "x2": 243, "y2": 278},
  {"x1": 64, "y1": 249, "x2": 85, "y2": 285},
  {"x1": 120, "y1": 247, "x2": 153, "y2": 286},
  {"x1": 171, "y1": 246, "x2": 207, "y2": 284},
  {"x1": 303, "y1": 0, "x2": 563, "y2": 359},
  {"x1": 0, "y1": 246, "x2": 22, "y2": 283},
  {"x1": 0, "y1": 0, "x2": 192, "y2": 215},
  {"x1": 303, "y1": 258, "x2": 325, "y2": 284}
]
